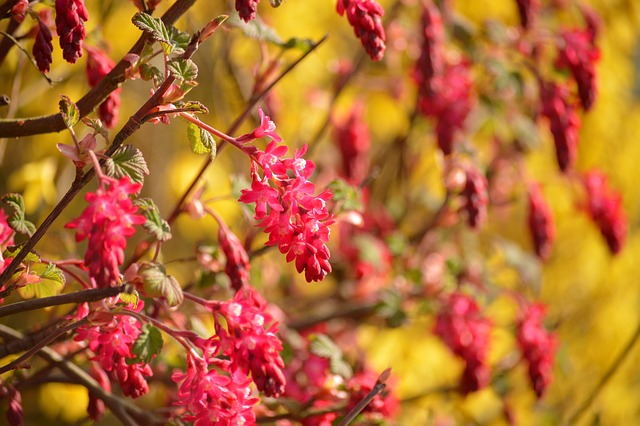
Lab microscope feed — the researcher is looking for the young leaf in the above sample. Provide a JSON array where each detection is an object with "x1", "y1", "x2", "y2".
[
  {"x1": 309, "y1": 334, "x2": 343, "y2": 360},
  {"x1": 132, "y1": 12, "x2": 172, "y2": 54},
  {"x1": 82, "y1": 117, "x2": 110, "y2": 143},
  {"x1": 134, "y1": 198, "x2": 172, "y2": 242},
  {"x1": 167, "y1": 59, "x2": 198, "y2": 82},
  {"x1": 119, "y1": 289, "x2": 140, "y2": 308},
  {"x1": 330, "y1": 357, "x2": 353, "y2": 380},
  {"x1": 3, "y1": 247, "x2": 40, "y2": 263},
  {"x1": 59, "y1": 95, "x2": 80, "y2": 128},
  {"x1": 17, "y1": 262, "x2": 66, "y2": 299},
  {"x1": 139, "y1": 63, "x2": 164, "y2": 86},
  {"x1": 104, "y1": 145, "x2": 149, "y2": 185},
  {"x1": 187, "y1": 123, "x2": 216, "y2": 157},
  {"x1": 138, "y1": 262, "x2": 184, "y2": 307},
  {"x1": 2, "y1": 193, "x2": 36, "y2": 236},
  {"x1": 175, "y1": 100, "x2": 209, "y2": 115},
  {"x1": 132, "y1": 324, "x2": 164, "y2": 364},
  {"x1": 167, "y1": 25, "x2": 192, "y2": 55}
]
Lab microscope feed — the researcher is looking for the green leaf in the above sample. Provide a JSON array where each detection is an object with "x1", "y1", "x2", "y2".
[
  {"x1": 167, "y1": 59, "x2": 198, "y2": 82},
  {"x1": 132, "y1": 12, "x2": 172, "y2": 54},
  {"x1": 309, "y1": 334, "x2": 343, "y2": 360},
  {"x1": 187, "y1": 123, "x2": 216, "y2": 156},
  {"x1": 132, "y1": 323, "x2": 164, "y2": 364},
  {"x1": 227, "y1": 13, "x2": 284, "y2": 46},
  {"x1": 59, "y1": 95, "x2": 80, "y2": 128},
  {"x1": 329, "y1": 357, "x2": 353, "y2": 380},
  {"x1": 139, "y1": 63, "x2": 164, "y2": 86},
  {"x1": 138, "y1": 262, "x2": 184, "y2": 306},
  {"x1": 326, "y1": 179, "x2": 363, "y2": 212},
  {"x1": 119, "y1": 289, "x2": 140, "y2": 308},
  {"x1": 3, "y1": 247, "x2": 40, "y2": 263},
  {"x1": 17, "y1": 262, "x2": 65, "y2": 299},
  {"x1": 2, "y1": 193, "x2": 36, "y2": 236},
  {"x1": 134, "y1": 198, "x2": 172, "y2": 242},
  {"x1": 175, "y1": 100, "x2": 209, "y2": 114},
  {"x1": 282, "y1": 37, "x2": 315, "y2": 52},
  {"x1": 167, "y1": 25, "x2": 191, "y2": 55},
  {"x1": 104, "y1": 145, "x2": 149, "y2": 185}
]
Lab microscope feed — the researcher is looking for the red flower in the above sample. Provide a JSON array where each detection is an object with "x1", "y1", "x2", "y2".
[
  {"x1": 583, "y1": 171, "x2": 627, "y2": 254},
  {"x1": 333, "y1": 102, "x2": 371, "y2": 185},
  {"x1": 218, "y1": 221, "x2": 251, "y2": 292},
  {"x1": 460, "y1": 165, "x2": 488, "y2": 229},
  {"x1": 65, "y1": 176, "x2": 146, "y2": 288},
  {"x1": 556, "y1": 28, "x2": 600, "y2": 111},
  {"x1": 434, "y1": 293, "x2": 492, "y2": 394},
  {"x1": 540, "y1": 82, "x2": 581, "y2": 173},
  {"x1": 235, "y1": 0, "x2": 260, "y2": 23},
  {"x1": 413, "y1": 0, "x2": 445, "y2": 95},
  {"x1": 517, "y1": 303, "x2": 556, "y2": 398},
  {"x1": 345, "y1": 368, "x2": 399, "y2": 420},
  {"x1": 337, "y1": 0, "x2": 386, "y2": 61},
  {"x1": 55, "y1": 0, "x2": 89, "y2": 63},
  {"x1": 33, "y1": 18, "x2": 53, "y2": 73},
  {"x1": 237, "y1": 107, "x2": 282, "y2": 143},
  {"x1": 527, "y1": 183, "x2": 556, "y2": 260},
  {"x1": 86, "y1": 46, "x2": 121, "y2": 128}
]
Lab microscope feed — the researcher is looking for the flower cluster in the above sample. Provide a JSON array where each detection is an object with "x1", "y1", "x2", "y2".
[
  {"x1": 333, "y1": 102, "x2": 371, "y2": 185},
  {"x1": 218, "y1": 220, "x2": 251, "y2": 291},
  {"x1": 131, "y1": 0, "x2": 162, "y2": 12},
  {"x1": 11, "y1": 0, "x2": 28, "y2": 24},
  {"x1": 515, "y1": 0, "x2": 540, "y2": 29},
  {"x1": 55, "y1": 0, "x2": 89, "y2": 64},
  {"x1": 65, "y1": 176, "x2": 146, "y2": 288},
  {"x1": 336, "y1": 0, "x2": 386, "y2": 61},
  {"x1": 33, "y1": 18, "x2": 53, "y2": 73},
  {"x1": 516, "y1": 303, "x2": 556, "y2": 398},
  {"x1": 460, "y1": 165, "x2": 489, "y2": 229},
  {"x1": 527, "y1": 183, "x2": 556, "y2": 261},
  {"x1": 216, "y1": 288, "x2": 286, "y2": 397},
  {"x1": 86, "y1": 46, "x2": 121, "y2": 128},
  {"x1": 345, "y1": 368, "x2": 399, "y2": 421},
  {"x1": 238, "y1": 109, "x2": 334, "y2": 283},
  {"x1": 540, "y1": 82, "x2": 581, "y2": 173},
  {"x1": 1, "y1": 384, "x2": 23, "y2": 426},
  {"x1": 556, "y1": 28, "x2": 600, "y2": 111},
  {"x1": 171, "y1": 355, "x2": 259, "y2": 426},
  {"x1": 434, "y1": 293, "x2": 492, "y2": 394},
  {"x1": 88, "y1": 363, "x2": 111, "y2": 421},
  {"x1": 413, "y1": 0, "x2": 445, "y2": 96},
  {"x1": 75, "y1": 309, "x2": 153, "y2": 399},
  {"x1": 235, "y1": 0, "x2": 260, "y2": 23},
  {"x1": 583, "y1": 171, "x2": 627, "y2": 254}
]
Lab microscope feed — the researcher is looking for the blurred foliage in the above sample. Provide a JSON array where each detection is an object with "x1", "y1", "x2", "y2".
[{"x1": 0, "y1": 0, "x2": 639, "y2": 425}]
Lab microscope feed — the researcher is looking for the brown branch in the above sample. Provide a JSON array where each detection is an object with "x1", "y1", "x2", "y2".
[
  {"x1": 0, "y1": 0, "x2": 19, "y2": 19},
  {"x1": 0, "y1": 16, "x2": 20, "y2": 68},
  {"x1": 0, "y1": 0, "x2": 197, "y2": 138}
]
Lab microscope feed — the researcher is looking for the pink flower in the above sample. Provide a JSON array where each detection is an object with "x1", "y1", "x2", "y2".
[
  {"x1": 218, "y1": 220, "x2": 250, "y2": 291},
  {"x1": 216, "y1": 288, "x2": 286, "y2": 397},
  {"x1": 0, "y1": 209, "x2": 15, "y2": 249},
  {"x1": 11, "y1": 0, "x2": 28, "y2": 24},
  {"x1": 516, "y1": 303, "x2": 556, "y2": 398},
  {"x1": 33, "y1": 17, "x2": 53, "y2": 73},
  {"x1": 337, "y1": 0, "x2": 386, "y2": 61},
  {"x1": 5, "y1": 386, "x2": 23, "y2": 426},
  {"x1": 345, "y1": 368, "x2": 399, "y2": 420},
  {"x1": 460, "y1": 165, "x2": 488, "y2": 229},
  {"x1": 86, "y1": 46, "x2": 121, "y2": 128},
  {"x1": 434, "y1": 293, "x2": 492, "y2": 394},
  {"x1": 540, "y1": 82, "x2": 581, "y2": 173},
  {"x1": 527, "y1": 183, "x2": 556, "y2": 260},
  {"x1": 412, "y1": 1, "x2": 445, "y2": 94},
  {"x1": 583, "y1": 171, "x2": 627, "y2": 254},
  {"x1": 237, "y1": 108, "x2": 283, "y2": 143},
  {"x1": 235, "y1": 0, "x2": 260, "y2": 22},
  {"x1": 66, "y1": 176, "x2": 146, "y2": 288},
  {"x1": 556, "y1": 28, "x2": 600, "y2": 111},
  {"x1": 88, "y1": 364, "x2": 111, "y2": 421},
  {"x1": 333, "y1": 102, "x2": 371, "y2": 184},
  {"x1": 171, "y1": 355, "x2": 259, "y2": 425},
  {"x1": 55, "y1": 0, "x2": 89, "y2": 63}
]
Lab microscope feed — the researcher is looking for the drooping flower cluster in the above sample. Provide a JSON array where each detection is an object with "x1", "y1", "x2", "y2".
[
  {"x1": 516, "y1": 303, "x2": 556, "y2": 398},
  {"x1": 0, "y1": 384, "x2": 23, "y2": 426},
  {"x1": 413, "y1": 0, "x2": 445, "y2": 95},
  {"x1": 540, "y1": 82, "x2": 581, "y2": 173},
  {"x1": 55, "y1": 0, "x2": 89, "y2": 63},
  {"x1": 527, "y1": 183, "x2": 556, "y2": 261},
  {"x1": 434, "y1": 293, "x2": 492, "y2": 394},
  {"x1": 333, "y1": 102, "x2": 371, "y2": 185},
  {"x1": 172, "y1": 355, "x2": 259, "y2": 426},
  {"x1": 65, "y1": 176, "x2": 146, "y2": 288},
  {"x1": 88, "y1": 363, "x2": 111, "y2": 421},
  {"x1": 235, "y1": 0, "x2": 260, "y2": 23},
  {"x1": 86, "y1": 46, "x2": 121, "y2": 128},
  {"x1": 583, "y1": 171, "x2": 627, "y2": 254},
  {"x1": 556, "y1": 28, "x2": 600, "y2": 111},
  {"x1": 515, "y1": 0, "x2": 540, "y2": 29},
  {"x1": 345, "y1": 368, "x2": 399, "y2": 421},
  {"x1": 238, "y1": 110, "x2": 334, "y2": 283},
  {"x1": 460, "y1": 165, "x2": 489, "y2": 229},
  {"x1": 217, "y1": 220, "x2": 251, "y2": 291},
  {"x1": 215, "y1": 288, "x2": 286, "y2": 397},
  {"x1": 75, "y1": 309, "x2": 153, "y2": 399},
  {"x1": 33, "y1": 18, "x2": 53, "y2": 73},
  {"x1": 336, "y1": 0, "x2": 386, "y2": 61}
]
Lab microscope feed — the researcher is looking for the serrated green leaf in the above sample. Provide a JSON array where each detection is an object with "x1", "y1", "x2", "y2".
[
  {"x1": 167, "y1": 25, "x2": 191, "y2": 55},
  {"x1": 132, "y1": 323, "x2": 164, "y2": 364},
  {"x1": 138, "y1": 262, "x2": 184, "y2": 306},
  {"x1": 3, "y1": 246, "x2": 40, "y2": 263},
  {"x1": 309, "y1": 334, "x2": 342, "y2": 360},
  {"x1": 17, "y1": 262, "x2": 65, "y2": 299},
  {"x1": 227, "y1": 13, "x2": 284, "y2": 46},
  {"x1": 167, "y1": 59, "x2": 198, "y2": 82},
  {"x1": 59, "y1": 95, "x2": 80, "y2": 128},
  {"x1": 139, "y1": 63, "x2": 164, "y2": 86},
  {"x1": 119, "y1": 289, "x2": 140, "y2": 308},
  {"x1": 132, "y1": 12, "x2": 172, "y2": 54},
  {"x1": 2, "y1": 193, "x2": 36, "y2": 237},
  {"x1": 104, "y1": 145, "x2": 149, "y2": 185},
  {"x1": 134, "y1": 198, "x2": 172, "y2": 242},
  {"x1": 187, "y1": 123, "x2": 216, "y2": 156},
  {"x1": 175, "y1": 101, "x2": 209, "y2": 114},
  {"x1": 329, "y1": 357, "x2": 353, "y2": 379}
]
